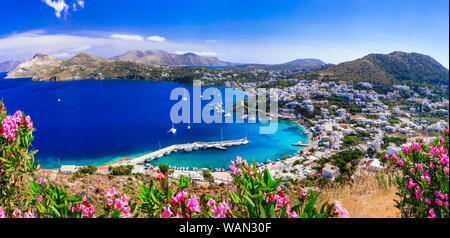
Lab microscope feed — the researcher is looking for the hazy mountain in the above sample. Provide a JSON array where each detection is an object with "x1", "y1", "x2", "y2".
[
  {"x1": 111, "y1": 49, "x2": 233, "y2": 66},
  {"x1": 6, "y1": 54, "x2": 63, "y2": 80},
  {"x1": 318, "y1": 51, "x2": 449, "y2": 86},
  {"x1": 6, "y1": 53, "x2": 111, "y2": 81},
  {"x1": 0, "y1": 60, "x2": 22, "y2": 73},
  {"x1": 232, "y1": 58, "x2": 326, "y2": 71},
  {"x1": 284, "y1": 58, "x2": 326, "y2": 66}
]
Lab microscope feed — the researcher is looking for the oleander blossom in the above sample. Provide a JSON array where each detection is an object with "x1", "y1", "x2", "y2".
[
  {"x1": 334, "y1": 201, "x2": 350, "y2": 218},
  {"x1": 69, "y1": 196, "x2": 96, "y2": 218},
  {"x1": 386, "y1": 129, "x2": 449, "y2": 218},
  {"x1": 1, "y1": 110, "x2": 33, "y2": 141},
  {"x1": 0, "y1": 207, "x2": 6, "y2": 218}
]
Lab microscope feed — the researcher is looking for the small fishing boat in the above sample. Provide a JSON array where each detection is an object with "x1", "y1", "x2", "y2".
[
  {"x1": 187, "y1": 124, "x2": 191, "y2": 130},
  {"x1": 214, "y1": 144, "x2": 227, "y2": 150},
  {"x1": 184, "y1": 147, "x2": 193, "y2": 152}
]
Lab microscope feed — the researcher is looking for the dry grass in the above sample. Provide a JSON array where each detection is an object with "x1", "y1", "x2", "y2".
[{"x1": 318, "y1": 172, "x2": 401, "y2": 218}]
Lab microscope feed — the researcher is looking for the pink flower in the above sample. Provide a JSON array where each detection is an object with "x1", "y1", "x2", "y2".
[
  {"x1": 230, "y1": 185, "x2": 237, "y2": 193},
  {"x1": 402, "y1": 146, "x2": 410, "y2": 156},
  {"x1": 0, "y1": 207, "x2": 6, "y2": 218},
  {"x1": 425, "y1": 199, "x2": 431, "y2": 205},
  {"x1": 207, "y1": 198, "x2": 216, "y2": 208},
  {"x1": 415, "y1": 188, "x2": 423, "y2": 199},
  {"x1": 414, "y1": 163, "x2": 423, "y2": 171},
  {"x1": 37, "y1": 177, "x2": 47, "y2": 186},
  {"x1": 185, "y1": 195, "x2": 201, "y2": 213},
  {"x1": 24, "y1": 115, "x2": 33, "y2": 130},
  {"x1": 37, "y1": 195, "x2": 42, "y2": 203},
  {"x1": 13, "y1": 208, "x2": 22, "y2": 218},
  {"x1": 23, "y1": 210, "x2": 33, "y2": 218},
  {"x1": 428, "y1": 209, "x2": 436, "y2": 218},
  {"x1": 301, "y1": 189, "x2": 308, "y2": 197},
  {"x1": 106, "y1": 199, "x2": 113, "y2": 207},
  {"x1": 412, "y1": 143, "x2": 421, "y2": 151},
  {"x1": 435, "y1": 199, "x2": 443, "y2": 206},
  {"x1": 445, "y1": 167, "x2": 449, "y2": 175},
  {"x1": 120, "y1": 194, "x2": 130, "y2": 205},
  {"x1": 212, "y1": 201, "x2": 228, "y2": 218},
  {"x1": 439, "y1": 136, "x2": 444, "y2": 144},
  {"x1": 406, "y1": 178, "x2": 417, "y2": 189},
  {"x1": 162, "y1": 206, "x2": 172, "y2": 218},
  {"x1": 170, "y1": 191, "x2": 187, "y2": 204},
  {"x1": 114, "y1": 199, "x2": 123, "y2": 210},
  {"x1": 107, "y1": 188, "x2": 116, "y2": 197},
  {"x1": 121, "y1": 206, "x2": 131, "y2": 218},
  {"x1": 333, "y1": 201, "x2": 349, "y2": 218},
  {"x1": 444, "y1": 202, "x2": 449, "y2": 208},
  {"x1": 384, "y1": 154, "x2": 389, "y2": 160}
]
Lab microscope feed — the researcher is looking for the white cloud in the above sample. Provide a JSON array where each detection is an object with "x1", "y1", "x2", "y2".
[
  {"x1": 43, "y1": 0, "x2": 69, "y2": 18},
  {"x1": 77, "y1": 0, "x2": 85, "y2": 8},
  {"x1": 205, "y1": 40, "x2": 217, "y2": 43},
  {"x1": 110, "y1": 34, "x2": 144, "y2": 41},
  {"x1": 175, "y1": 50, "x2": 218, "y2": 57},
  {"x1": 146, "y1": 36, "x2": 166, "y2": 42}
]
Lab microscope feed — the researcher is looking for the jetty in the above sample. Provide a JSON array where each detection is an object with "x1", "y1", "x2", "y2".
[
  {"x1": 292, "y1": 142, "x2": 308, "y2": 146},
  {"x1": 110, "y1": 138, "x2": 249, "y2": 167}
]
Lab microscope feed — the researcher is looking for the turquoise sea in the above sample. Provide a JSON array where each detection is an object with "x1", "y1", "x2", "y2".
[{"x1": 0, "y1": 76, "x2": 308, "y2": 169}]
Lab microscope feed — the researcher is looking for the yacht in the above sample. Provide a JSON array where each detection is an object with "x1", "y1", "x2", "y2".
[
  {"x1": 224, "y1": 112, "x2": 231, "y2": 118},
  {"x1": 168, "y1": 124, "x2": 176, "y2": 134}
]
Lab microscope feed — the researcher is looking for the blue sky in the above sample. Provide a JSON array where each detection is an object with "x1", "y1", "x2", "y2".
[{"x1": 0, "y1": 0, "x2": 448, "y2": 67}]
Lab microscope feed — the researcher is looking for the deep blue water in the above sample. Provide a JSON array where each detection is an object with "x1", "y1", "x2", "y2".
[{"x1": 0, "y1": 77, "x2": 308, "y2": 169}]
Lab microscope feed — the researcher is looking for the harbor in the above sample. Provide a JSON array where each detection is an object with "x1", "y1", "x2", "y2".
[{"x1": 108, "y1": 138, "x2": 249, "y2": 167}]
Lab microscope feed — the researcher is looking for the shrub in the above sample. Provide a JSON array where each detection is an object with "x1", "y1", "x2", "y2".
[
  {"x1": 109, "y1": 165, "x2": 133, "y2": 175},
  {"x1": 384, "y1": 129, "x2": 449, "y2": 218},
  {"x1": 78, "y1": 164, "x2": 97, "y2": 175},
  {"x1": 0, "y1": 101, "x2": 39, "y2": 209},
  {"x1": 202, "y1": 170, "x2": 214, "y2": 183},
  {"x1": 159, "y1": 163, "x2": 169, "y2": 174}
]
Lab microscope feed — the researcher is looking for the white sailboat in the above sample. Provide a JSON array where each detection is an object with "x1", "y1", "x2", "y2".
[
  {"x1": 187, "y1": 123, "x2": 191, "y2": 130},
  {"x1": 168, "y1": 123, "x2": 176, "y2": 134}
]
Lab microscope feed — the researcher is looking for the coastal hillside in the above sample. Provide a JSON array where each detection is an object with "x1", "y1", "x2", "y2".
[
  {"x1": 318, "y1": 51, "x2": 449, "y2": 86},
  {"x1": 111, "y1": 49, "x2": 234, "y2": 66},
  {"x1": 233, "y1": 58, "x2": 326, "y2": 71},
  {"x1": 0, "y1": 60, "x2": 22, "y2": 72},
  {"x1": 6, "y1": 54, "x2": 62, "y2": 80},
  {"x1": 6, "y1": 53, "x2": 112, "y2": 81}
]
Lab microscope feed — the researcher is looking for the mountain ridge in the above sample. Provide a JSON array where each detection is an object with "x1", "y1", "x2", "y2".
[
  {"x1": 317, "y1": 51, "x2": 449, "y2": 86},
  {"x1": 232, "y1": 58, "x2": 326, "y2": 71},
  {"x1": 110, "y1": 49, "x2": 233, "y2": 66}
]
